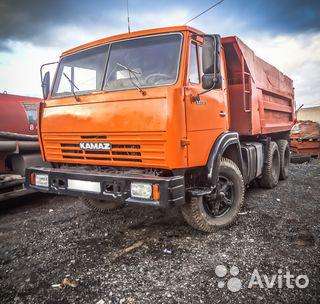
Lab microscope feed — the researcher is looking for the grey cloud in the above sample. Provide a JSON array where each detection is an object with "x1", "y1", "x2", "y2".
[
  {"x1": 0, "y1": 0, "x2": 123, "y2": 51},
  {"x1": 1, "y1": 0, "x2": 320, "y2": 52}
]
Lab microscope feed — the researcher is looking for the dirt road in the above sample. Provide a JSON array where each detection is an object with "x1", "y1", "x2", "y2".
[{"x1": 1, "y1": 161, "x2": 319, "y2": 303}]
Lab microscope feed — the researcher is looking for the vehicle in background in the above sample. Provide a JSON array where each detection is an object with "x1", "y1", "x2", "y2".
[
  {"x1": 290, "y1": 120, "x2": 320, "y2": 162},
  {"x1": 26, "y1": 26, "x2": 295, "y2": 232},
  {"x1": 0, "y1": 92, "x2": 45, "y2": 201},
  {"x1": 296, "y1": 105, "x2": 320, "y2": 124}
]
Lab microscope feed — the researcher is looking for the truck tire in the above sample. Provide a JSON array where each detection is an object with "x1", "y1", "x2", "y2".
[
  {"x1": 181, "y1": 158, "x2": 244, "y2": 233},
  {"x1": 81, "y1": 197, "x2": 123, "y2": 213},
  {"x1": 259, "y1": 141, "x2": 280, "y2": 188},
  {"x1": 276, "y1": 139, "x2": 290, "y2": 180}
]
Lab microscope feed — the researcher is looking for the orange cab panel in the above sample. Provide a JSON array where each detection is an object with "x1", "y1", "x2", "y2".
[{"x1": 41, "y1": 86, "x2": 188, "y2": 169}]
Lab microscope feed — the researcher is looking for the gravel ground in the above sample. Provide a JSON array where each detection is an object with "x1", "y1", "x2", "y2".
[{"x1": 0, "y1": 160, "x2": 319, "y2": 304}]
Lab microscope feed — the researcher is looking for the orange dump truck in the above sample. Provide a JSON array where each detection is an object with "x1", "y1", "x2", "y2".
[{"x1": 26, "y1": 26, "x2": 295, "y2": 232}]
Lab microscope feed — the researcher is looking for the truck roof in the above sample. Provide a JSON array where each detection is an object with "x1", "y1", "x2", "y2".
[{"x1": 62, "y1": 25, "x2": 203, "y2": 57}]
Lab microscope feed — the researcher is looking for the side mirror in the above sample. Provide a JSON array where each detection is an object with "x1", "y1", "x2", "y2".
[
  {"x1": 41, "y1": 71, "x2": 50, "y2": 99},
  {"x1": 201, "y1": 34, "x2": 222, "y2": 90}
]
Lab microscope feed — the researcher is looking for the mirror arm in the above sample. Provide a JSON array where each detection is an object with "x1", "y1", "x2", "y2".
[
  {"x1": 198, "y1": 86, "x2": 214, "y2": 96},
  {"x1": 194, "y1": 75, "x2": 219, "y2": 102},
  {"x1": 40, "y1": 61, "x2": 58, "y2": 99},
  {"x1": 40, "y1": 61, "x2": 58, "y2": 82},
  {"x1": 193, "y1": 84, "x2": 215, "y2": 103}
]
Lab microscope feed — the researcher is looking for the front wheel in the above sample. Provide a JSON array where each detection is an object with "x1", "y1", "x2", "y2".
[{"x1": 181, "y1": 158, "x2": 245, "y2": 233}]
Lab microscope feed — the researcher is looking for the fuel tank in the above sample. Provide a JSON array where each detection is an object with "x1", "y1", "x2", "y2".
[{"x1": 0, "y1": 92, "x2": 41, "y2": 135}]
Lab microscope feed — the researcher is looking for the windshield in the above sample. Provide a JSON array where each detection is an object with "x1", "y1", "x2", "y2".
[
  {"x1": 104, "y1": 34, "x2": 182, "y2": 91},
  {"x1": 52, "y1": 45, "x2": 109, "y2": 97},
  {"x1": 51, "y1": 33, "x2": 182, "y2": 97}
]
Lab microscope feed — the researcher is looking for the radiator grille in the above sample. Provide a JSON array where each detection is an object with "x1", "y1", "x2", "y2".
[{"x1": 42, "y1": 132, "x2": 166, "y2": 167}]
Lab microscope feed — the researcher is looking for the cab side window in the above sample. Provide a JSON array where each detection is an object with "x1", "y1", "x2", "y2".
[{"x1": 188, "y1": 42, "x2": 200, "y2": 84}]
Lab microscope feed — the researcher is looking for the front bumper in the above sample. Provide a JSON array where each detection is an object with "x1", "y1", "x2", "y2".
[{"x1": 25, "y1": 167, "x2": 185, "y2": 208}]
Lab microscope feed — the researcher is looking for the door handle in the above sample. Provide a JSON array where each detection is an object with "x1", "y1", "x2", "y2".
[
  {"x1": 192, "y1": 95, "x2": 205, "y2": 105},
  {"x1": 219, "y1": 111, "x2": 226, "y2": 117},
  {"x1": 193, "y1": 95, "x2": 201, "y2": 103},
  {"x1": 191, "y1": 95, "x2": 207, "y2": 106}
]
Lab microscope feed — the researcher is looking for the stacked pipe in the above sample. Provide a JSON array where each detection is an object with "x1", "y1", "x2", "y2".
[{"x1": 0, "y1": 131, "x2": 41, "y2": 176}]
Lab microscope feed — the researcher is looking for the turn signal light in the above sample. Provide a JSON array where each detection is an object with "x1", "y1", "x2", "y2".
[
  {"x1": 30, "y1": 173, "x2": 36, "y2": 185},
  {"x1": 152, "y1": 184, "x2": 160, "y2": 201}
]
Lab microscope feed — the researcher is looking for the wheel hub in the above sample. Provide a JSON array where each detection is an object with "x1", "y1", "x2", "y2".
[{"x1": 203, "y1": 176, "x2": 234, "y2": 218}]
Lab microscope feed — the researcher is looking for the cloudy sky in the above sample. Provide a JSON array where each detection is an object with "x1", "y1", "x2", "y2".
[{"x1": 0, "y1": 0, "x2": 319, "y2": 107}]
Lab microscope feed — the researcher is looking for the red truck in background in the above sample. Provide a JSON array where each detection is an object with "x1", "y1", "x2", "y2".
[
  {"x1": 0, "y1": 92, "x2": 45, "y2": 201},
  {"x1": 290, "y1": 120, "x2": 320, "y2": 161}
]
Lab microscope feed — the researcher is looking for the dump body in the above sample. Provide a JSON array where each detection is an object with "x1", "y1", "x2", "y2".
[{"x1": 222, "y1": 36, "x2": 295, "y2": 135}]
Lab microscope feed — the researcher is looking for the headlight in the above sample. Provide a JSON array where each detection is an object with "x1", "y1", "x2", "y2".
[
  {"x1": 131, "y1": 182, "x2": 152, "y2": 199},
  {"x1": 35, "y1": 174, "x2": 49, "y2": 187}
]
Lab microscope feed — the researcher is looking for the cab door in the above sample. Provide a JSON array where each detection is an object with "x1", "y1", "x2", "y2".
[{"x1": 185, "y1": 38, "x2": 228, "y2": 167}]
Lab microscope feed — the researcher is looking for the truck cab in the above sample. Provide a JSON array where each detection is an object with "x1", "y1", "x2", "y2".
[{"x1": 27, "y1": 26, "x2": 294, "y2": 232}]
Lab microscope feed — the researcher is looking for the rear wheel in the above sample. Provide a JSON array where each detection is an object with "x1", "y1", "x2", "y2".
[
  {"x1": 181, "y1": 158, "x2": 244, "y2": 233},
  {"x1": 81, "y1": 197, "x2": 123, "y2": 213},
  {"x1": 259, "y1": 141, "x2": 280, "y2": 188},
  {"x1": 277, "y1": 139, "x2": 290, "y2": 180}
]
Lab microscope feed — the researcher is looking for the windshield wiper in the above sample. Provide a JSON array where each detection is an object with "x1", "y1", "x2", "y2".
[
  {"x1": 63, "y1": 72, "x2": 80, "y2": 102},
  {"x1": 116, "y1": 63, "x2": 146, "y2": 96}
]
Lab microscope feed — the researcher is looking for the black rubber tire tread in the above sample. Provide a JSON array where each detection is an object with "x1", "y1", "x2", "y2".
[
  {"x1": 259, "y1": 141, "x2": 280, "y2": 189},
  {"x1": 276, "y1": 139, "x2": 290, "y2": 180},
  {"x1": 181, "y1": 158, "x2": 245, "y2": 233},
  {"x1": 81, "y1": 197, "x2": 123, "y2": 213}
]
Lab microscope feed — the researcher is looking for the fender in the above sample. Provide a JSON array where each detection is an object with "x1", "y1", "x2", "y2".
[{"x1": 206, "y1": 131, "x2": 244, "y2": 185}]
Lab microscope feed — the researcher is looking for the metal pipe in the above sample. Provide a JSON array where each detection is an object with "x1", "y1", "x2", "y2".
[
  {"x1": 0, "y1": 132, "x2": 38, "y2": 141},
  {"x1": 10, "y1": 153, "x2": 44, "y2": 176},
  {"x1": 0, "y1": 140, "x2": 39, "y2": 153},
  {"x1": 0, "y1": 141, "x2": 16, "y2": 152},
  {"x1": 17, "y1": 141, "x2": 40, "y2": 152}
]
